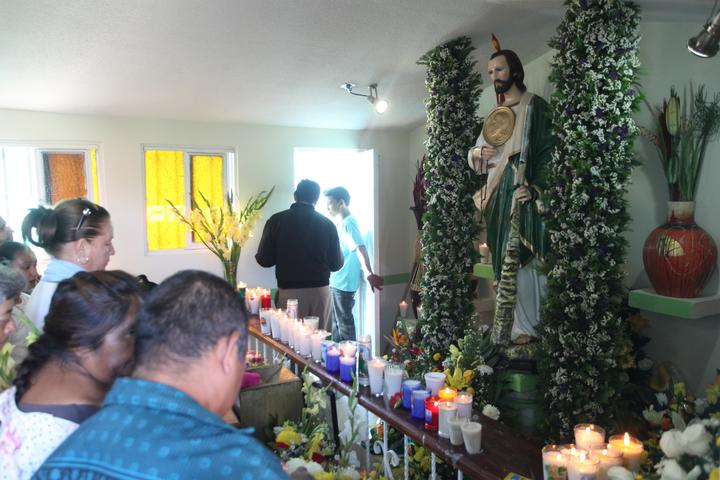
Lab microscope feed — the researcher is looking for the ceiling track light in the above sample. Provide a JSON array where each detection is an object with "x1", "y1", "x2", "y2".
[
  {"x1": 341, "y1": 82, "x2": 389, "y2": 114},
  {"x1": 688, "y1": 0, "x2": 720, "y2": 58}
]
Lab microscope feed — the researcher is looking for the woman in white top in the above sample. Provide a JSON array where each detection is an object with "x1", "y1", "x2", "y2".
[
  {"x1": 21, "y1": 198, "x2": 115, "y2": 330},
  {"x1": 0, "y1": 270, "x2": 141, "y2": 480}
]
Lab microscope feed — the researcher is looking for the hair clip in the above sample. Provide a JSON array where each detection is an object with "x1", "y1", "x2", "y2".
[{"x1": 75, "y1": 207, "x2": 92, "y2": 231}]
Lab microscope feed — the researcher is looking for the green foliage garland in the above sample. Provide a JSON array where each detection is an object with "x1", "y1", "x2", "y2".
[
  {"x1": 537, "y1": 0, "x2": 642, "y2": 440},
  {"x1": 416, "y1": 36, "x2": 482, "y2": 364}
]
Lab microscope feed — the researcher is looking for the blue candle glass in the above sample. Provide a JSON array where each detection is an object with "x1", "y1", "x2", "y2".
[
  {"x1": 325, "y1": 347, "x2": 340, "y2": 373},
  {"x1": 411, "y1": 389, "x2": 430, "y2": 420},
  {"x1": 339, "y1": 356, "x2": 355, "y2": 383},
  {"x1": 402, "y1": 380, "x2": 422, "y2": 409}
]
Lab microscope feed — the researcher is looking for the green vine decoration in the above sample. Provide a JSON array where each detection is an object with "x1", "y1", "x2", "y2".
[
  {"x1": 538, "y1": 0, "x2": 642, "y2": 440},
  {"x1": 416, "y1": 36, "x2": 482, "y2": 368}
]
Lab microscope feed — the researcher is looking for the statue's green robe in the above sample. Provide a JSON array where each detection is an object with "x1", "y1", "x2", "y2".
[{"x1": 485, "y1": 95, "x2": 554, "y2": 278}]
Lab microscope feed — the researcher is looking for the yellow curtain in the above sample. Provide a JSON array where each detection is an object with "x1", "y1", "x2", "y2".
[
  {"x1": 145, "y1": 150, "x2": 185, "y2": 250},
  {"x1": 90, "y1": 148, "x2": 99, "y2": 204},
  {"x1": 191, "y1": 155, "x2": 224, "y2": 207},
  {"x1": 191, "y1": 155, "x2": 224, "y2": 243}
]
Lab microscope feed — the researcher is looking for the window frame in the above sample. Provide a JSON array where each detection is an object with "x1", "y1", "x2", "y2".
[
  {"x1": 0, "y1": 142, "x2": 102, "y2": 268},
  {"x1": 35, "y1": 148, "x2": 99, "y2": 204},
  {"x1": 142, "y1": 144, "x2": 236, "y2": 254}
]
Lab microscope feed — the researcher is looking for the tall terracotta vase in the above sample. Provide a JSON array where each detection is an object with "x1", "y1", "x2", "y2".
[{"x1": 643, "y1": 201, "x2": 717, "y2": 298}]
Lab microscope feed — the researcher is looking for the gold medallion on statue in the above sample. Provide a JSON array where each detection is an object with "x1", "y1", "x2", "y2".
[{"x1": 482, "y1": 106, "x2": 515, "y2": 146}]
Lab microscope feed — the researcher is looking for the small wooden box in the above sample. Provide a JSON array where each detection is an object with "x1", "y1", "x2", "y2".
[{"x1": 237, "y1": 366, "x2": 302, "y2": 441}]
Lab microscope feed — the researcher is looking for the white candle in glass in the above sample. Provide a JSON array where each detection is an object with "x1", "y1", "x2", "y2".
[
  {"x1": 303, "y1": 316, "x2": 319, "y2": 331},
  {"x1": 478, "y1": 243, "x2": 490, "y2": 263},
  {"x1": 248, "y1": 293, "x2": 260, "y2": 314},
  {"x1": 574, "y1": 424, "x2": 606, "y2": 452},
  {"x1": 461, "y1": 421, "x2": 483, "y2": 454},
  {"x1": 339, "y1": 341, "x2": 357, "y2": 358},
  {"x1": 311, "y1": 330, "x2": 327, "y2": 362},
  {"x1": 591, "y1": 446, "x2": 623, "y2": 480},
  {"x1": 287, "y1": 318, "x2": 296, "y2": 347},
  {"x1": 608, "y1": 434, "x2": 643, "y2": 472},
  {"x1": 448, "y1": 415, "x2": 468, "y2": 446},
  {"x1": 298, "y1": 326, "x2": 312, "y2": 357},
  {"x1": 399, "y1": 300, "x2": 409, "y2": 317},
  {"x1": 454, "y1": 391, "x2": 473, "y2": 418},
  {"x1": 542, "y1": 445, "x2": 569, "y2": 480},
  {"x1": 424, "y1": 372, "x2": 445, "y2": 396},
  {"x1": 279, "y1": 314, "x2": 290, "y2": 343},
  {"x1": 438, "y1": 402, "x2": 457, "y2": 438},
  {"x1": 568, "y1": 452, "x2": 599, "y2": 480},
  {"x1": 269, "y1": 310, "x2": 281, "y2": 339},
  {"x1": 368, "y1": 358, "x2": 386, "y2": 396},
  {"x1": 384, "y1": 363, "x2": 404, "y2": 397}
]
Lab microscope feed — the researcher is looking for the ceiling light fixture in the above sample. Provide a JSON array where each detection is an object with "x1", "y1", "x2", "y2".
[
  {"x1": 688, "y1": 0, "x2": 720, "y2": 58},
  {"x1": 341, "y1": 83, "x2": 389, "y2": 114}
]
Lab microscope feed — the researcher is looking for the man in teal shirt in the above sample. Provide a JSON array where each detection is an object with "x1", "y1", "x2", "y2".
[
  {"x1": 324, "y1": 187, "x2": 383, "y2": 341},
  {"x1": 34, "y1": 270, "x2": 286, "y2": 480}
]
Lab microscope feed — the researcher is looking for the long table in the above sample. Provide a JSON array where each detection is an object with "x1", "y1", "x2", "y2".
[{"x1": 248, "y1": 326, "x2": 542, "y2": 480}]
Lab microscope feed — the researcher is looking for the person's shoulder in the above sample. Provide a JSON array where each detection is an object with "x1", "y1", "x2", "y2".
[{"x1": 216, "y1": 429, "x2": 286, "y2": 477}]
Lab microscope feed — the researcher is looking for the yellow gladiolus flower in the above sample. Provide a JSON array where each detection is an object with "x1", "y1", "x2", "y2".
[
  {"x1": 463, "y1": 370, "x2": 474, "y2": 383},
  {"x1": 432, "y1": 352, "x2": 441, "y2": 362}
]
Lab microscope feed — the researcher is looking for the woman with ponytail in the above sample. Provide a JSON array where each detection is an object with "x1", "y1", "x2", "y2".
[
  {"x1": 21, "y1": 198, "x2": 115, "y2": 329},
  {"x1": 0, "y1": 270, "x2": 141, "y2": 480}
]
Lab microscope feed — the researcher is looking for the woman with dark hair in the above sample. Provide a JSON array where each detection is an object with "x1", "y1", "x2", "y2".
[
  {"x1": 0, "y1": 265, "x2": 24, "y2": 348},
  {"x1": 0, "y1": 270, "x2": 141, "y2": 479},
  {"x1": 21, "y1": 198, "x2": 115, "y2": 329},
  {"x1": 0, "y1": 241, "x2": 40, "y2": 294},
  {"x1": 0, "y1": 242, "x2": 41, "y2": 364}
]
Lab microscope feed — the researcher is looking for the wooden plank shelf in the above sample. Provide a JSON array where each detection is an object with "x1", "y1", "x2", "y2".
[{"x1": 628, "y1": 288, "x2": 720, "y2": 319}]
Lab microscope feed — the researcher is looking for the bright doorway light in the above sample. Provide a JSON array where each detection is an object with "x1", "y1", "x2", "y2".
[{"x1": 293, "y1": 147, "x2": 379, "y2": 347}]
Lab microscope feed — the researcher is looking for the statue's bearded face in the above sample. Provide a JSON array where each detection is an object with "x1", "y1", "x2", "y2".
[{"x1": 488, "y1": 55, "x2": 514, "y2": 95}]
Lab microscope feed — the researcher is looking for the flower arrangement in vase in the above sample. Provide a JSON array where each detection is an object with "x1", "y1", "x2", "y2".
[
  {"x1": 168, "y1": 187, "x2": 273, "y2": 287},
  {"x1": 641, "y1": 86, "x2": 720, "y2": 297}
]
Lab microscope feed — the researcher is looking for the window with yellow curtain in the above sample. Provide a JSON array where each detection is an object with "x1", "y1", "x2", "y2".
[{"x1": 145, "y1": 149, "x2": 229, "y2": 251}]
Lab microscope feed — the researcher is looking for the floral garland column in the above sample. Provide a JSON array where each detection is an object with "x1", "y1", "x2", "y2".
[
  {"x1": 416, "y1": 37, "x2": 482, "y2": 363},
  {"x1": 537, "y1": 0, "x2": 641, "y2": 440}
]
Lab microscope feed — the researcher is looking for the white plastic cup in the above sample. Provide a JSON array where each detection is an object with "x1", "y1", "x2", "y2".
[
  {"x1": 448, "y1": 415, "x2": 468, "y2": 446},
  {"x1": 461, "y1": 422, "x2": 483, "y2": 454}
]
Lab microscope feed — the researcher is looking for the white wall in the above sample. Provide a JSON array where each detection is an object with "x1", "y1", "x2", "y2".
[
  {"x1": 630, "y1": 20, "x2": 720, "y2": 394},
  {"x1": 0, "y1": 110, "x2": 414, "y2": 347}
]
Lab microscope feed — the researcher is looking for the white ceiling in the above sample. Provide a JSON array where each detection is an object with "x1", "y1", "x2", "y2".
[{"x1": 0, "y1": 0, "x2": 713, "y2": 131}]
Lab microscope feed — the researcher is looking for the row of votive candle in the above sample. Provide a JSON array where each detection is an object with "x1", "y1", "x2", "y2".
[
  {"x1": 543, "y1": 426, "x2": 644, "y2": 480},
  {"x1": 239, "y1": 285, "x2": 272, "y2": 314}
]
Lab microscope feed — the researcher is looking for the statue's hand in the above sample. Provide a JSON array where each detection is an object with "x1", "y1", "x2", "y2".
[
  {"x1": 480, "y1": 145, "x2": 498, "y2": 163},
  {"x1": 513, "y1": 185, "x2": 532, "y2": 203}
]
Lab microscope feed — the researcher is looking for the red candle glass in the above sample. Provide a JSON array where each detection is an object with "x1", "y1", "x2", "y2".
[
  {"x1": 424, "y1": 396, "x2": 439, "y2": 431},
  {"x1": 260, "y1": 291, "x2": 272, "y2": 309}
]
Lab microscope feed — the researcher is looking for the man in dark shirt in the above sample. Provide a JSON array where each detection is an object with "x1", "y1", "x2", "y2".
[{"x1": 255, "y1": 179, "x2": 343, "y2": 331}]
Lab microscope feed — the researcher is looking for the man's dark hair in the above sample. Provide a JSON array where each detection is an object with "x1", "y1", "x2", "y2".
[
  {"x1": 490, "y1": 49, "x2": 527, "y2": 92},
  {"x1": 294, "y1": 179, "x2": 321, "y2": 204},
  {"x1": 133, "y1": 270, "x2": 248, "y2": 369},
  {"x1": 324, "y1": 186, "x2": 351, "y2": 206}
]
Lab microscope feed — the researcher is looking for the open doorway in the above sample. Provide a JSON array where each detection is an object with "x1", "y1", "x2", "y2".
[{"x1": 293, "y1": 147, "x2": 379, "y2": 348}]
